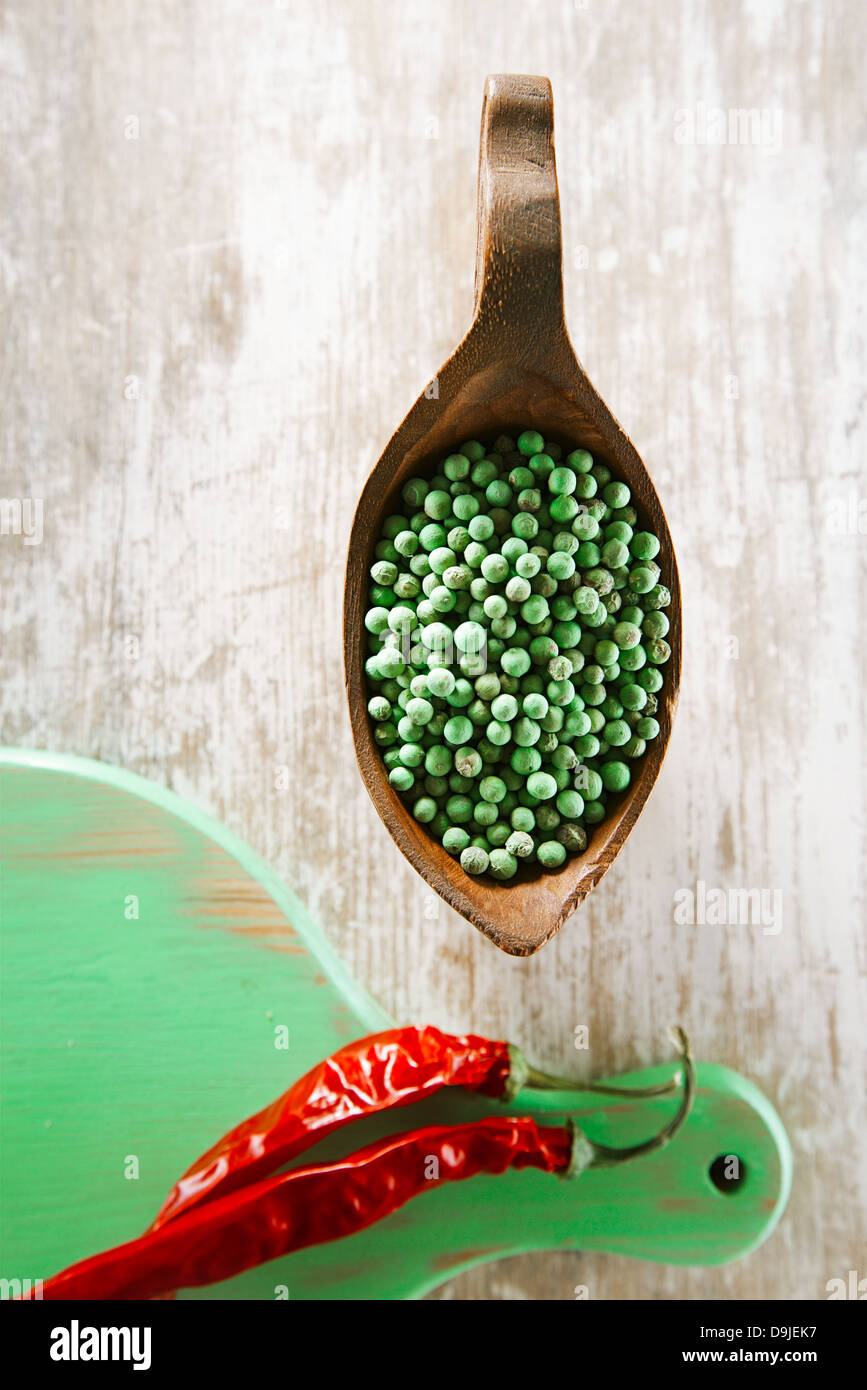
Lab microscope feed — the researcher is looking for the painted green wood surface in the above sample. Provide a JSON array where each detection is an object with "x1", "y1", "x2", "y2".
[{"x1": 0, "y1": 750, "x2": 792, "y2": 1299}]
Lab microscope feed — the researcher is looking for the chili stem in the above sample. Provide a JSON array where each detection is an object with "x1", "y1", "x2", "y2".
[
  {"x1": 581, "y1": 1027, "x2": 695, "y2": 1168},
  {"x1": 524, "y1": 1065, "x2": 681, "y2": 1099}
]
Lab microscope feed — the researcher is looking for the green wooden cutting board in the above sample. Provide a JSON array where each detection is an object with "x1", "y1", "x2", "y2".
[{"x1": 0, "y1": 749, "x2": 791, "y2": 1299}]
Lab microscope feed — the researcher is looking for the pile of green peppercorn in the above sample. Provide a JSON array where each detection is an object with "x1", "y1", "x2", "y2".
[{"x1": 363, "y1": 431, "x2": 671, "y2": 881}]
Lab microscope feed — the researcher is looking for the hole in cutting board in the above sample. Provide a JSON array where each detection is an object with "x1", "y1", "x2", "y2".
[{"x1": 708, "y1": 1153, "x2": 747, "y2": 1194}]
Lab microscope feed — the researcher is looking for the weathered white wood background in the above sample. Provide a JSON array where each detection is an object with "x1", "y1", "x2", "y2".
[{"x1": 2, "y1": 0, "x2": 864, "y2": 1300}]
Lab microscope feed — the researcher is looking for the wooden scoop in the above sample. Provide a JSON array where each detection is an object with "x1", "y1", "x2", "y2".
[{"x1": 344, "y1": 75, "x2": 681, "y2": 956}]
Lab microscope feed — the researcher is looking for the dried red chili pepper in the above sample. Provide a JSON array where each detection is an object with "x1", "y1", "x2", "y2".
[
  {"x1": 29, "y1": 1028, "x2": 693, "y2": 1301},
  {"x1": 152, "y1": 1024, "x2": 680, "y2": 1231},
  {"x1": 151, "y1": 1026, "x2": 512, "y2": 1229},
  {"x1": 38, "y1": 1116, "x2": 572, "y2": 1301}
]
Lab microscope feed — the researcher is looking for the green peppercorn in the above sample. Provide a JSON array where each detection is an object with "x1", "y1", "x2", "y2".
[
  {"x1": 443, "y1": 715, "x2": 472, "y2": 746},
  {"x1": 426, "y1": 668, "x2": 454, "y2": 699},
  {"x1": 526, "y1": 771, "x2": 557, "y2": 800},
  {"x1": 620, "y1": 683, "x2": 647, "y2": 712},
  {"x1": 469, "y1": 674, "x2": 496, "y2": 703},
  {"x1": 476, "y1": 775, "x2": 504, "y2": 804},
  {"x1": 601, "y1": 538, "x2": 630, "y2": 569},
  {"x1": 646, "y1": 638, "x2": 671, "y2": 665},
  {"x1": 627, "y1": 566, "x2": 656, "y2": 594},
  {"x1": 487, "y1": 848, "x2": 517, "y2": 879},
  {"x1": 461, "y1": 845, "x2": 490, "y2": 874},
  {"x1": 444, "y1": 794, "x2": 473, "y2": 824},
  {"x1": 550, "y1": 596, "x2": 577, "y2": 623},
  {"x1": 592, "y1": 639, "x2": 617, "y2": 667},
  {"x1": 511, "y1": 746, "x2": 542, "y2": 775},
  {"x1": 572, "y1": 514, "x2": 599, "y2": 542},
  {"x1": 521, "y1": 692, "x2": 548, "y2": 721},
  {"x1": 537, "y1": 840, "x2": 566, "y2": 868},
  {"x1": 368, "y1": 695, "x2": 392, "y2": 721},
  {"x1": 642, "y1": 583, "x2": 671, "y2": 611},
  {"x1": 642, "y1": 610, "x2": 669, "y2": 639},
  {"x1": 501, "y1": 648, "x2": 531, "y2": 678},
  {"x1": 485, "y1": 821, "x2": 509, "y2": 848},
  {"x1": 603, "y1": 481, "x2": 630, "y2": 510},
  {"x1": 511, "y1": 716, "x2": 540, "y2": 748},
  {"x1": 600, "y1": 761, "x2": 630, "y2": 792},
  {"x1": 556, "y1": 789, "x2": 585, "y2": 819},
  {"x1": 517, "y1": 430, "x2": 544, "y2": 457},
  {"x1": 630, "y1": 531, "x2": 660, "y2": 561},
  {"x1": 515, "y1": 552, "x2": 542, "y2": 579},
  {"x1": 442, "y1": 454, "x2": 469, "y2": 482},
  {"x1": 583, "y1": 602, "x2": 608, "y2": 629},
  {"x1": 424, "y1": 745, "x2": 452, "y2": 777},
  {"x1": 401, "y1": 478, "x2": 428, "y2": 508},
  {"x1": 571, "y1": 766, "x2": 600, "y2": 800},
  {"x1": 486, "y1": 693, "x2": 515, "y2": 723},
  {"x1": 612, "y1": 621, "x2": 641, "y2": 650},
  {"x1": 404, "y1": 696, "x2": 432, "y2": 726},
  {"x1": 454, "y1": 494, "x2": 480, "y2": 522},
  {"x1": 517, "y1": 487, "x2": 542, "y2": 515},
  {"x1": 529, "y1": 453, "x2": 555, "y2": 482},
  {"x1": 436, "y1": 829, "x2": 466, "y2": 861},
  {"x1": 548, "y1": 466, "x2": 577, "y2": 496},
  {"x1": 504, "y1": 830, "x2": 534, "y2": 859},
  {"x1": 603, "y1": 719, "x2": 631, "y2": 747},
  {"x1": 635, "y1": 667, "x2": 661, "y2": 693},
  {"x1": 519, "y1": 595, "x2": 547, "y2": 626},
  {"x1": 636, "y1": 716, "x2": 660, "y2": 739},
  {"x1": 618, "y1": 644, "x2": 647, "y2": 671},
  {"x1": 564, "y1": 711, "x2": 591, "y2": 740},
  {"x1": 547, "y1": 550, "x2": 576, "y2": 582},
  {"x1": 545, "y1": 679, "x2": 573, "y2": 707},
  {"x1": 583, "y1": 566, "x2": 614, "y2": 596},
  {"x1": 556, "y1": 823, "x2": 587, "y2": 852},
  {"x1": 510, "y1": 466, "x2": 535, "y2": 491}
]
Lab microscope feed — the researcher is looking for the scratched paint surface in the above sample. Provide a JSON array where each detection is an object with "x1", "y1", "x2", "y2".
[
  {"x1": 0, "y1": 755, "x2": 791, "y2": 1297},
  {"x1": 0, "y1": 0, "x2": 864, "y2": 1298},
  {"x1": 0, "y1": 762, "x2": 372, "y2": 1288}
]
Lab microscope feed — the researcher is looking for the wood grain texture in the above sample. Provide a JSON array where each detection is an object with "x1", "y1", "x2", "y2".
[
  {"x1": 1, "y1": 0, "x2": 864, "y2": 1299},
  {"x1": 345, "y1": 74, "x2": 682, "y2": 955}
]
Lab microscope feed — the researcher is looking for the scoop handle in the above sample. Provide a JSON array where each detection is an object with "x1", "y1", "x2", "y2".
[{"x1": 473, "y1": 74, "x2": 568, "y2": 356}]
